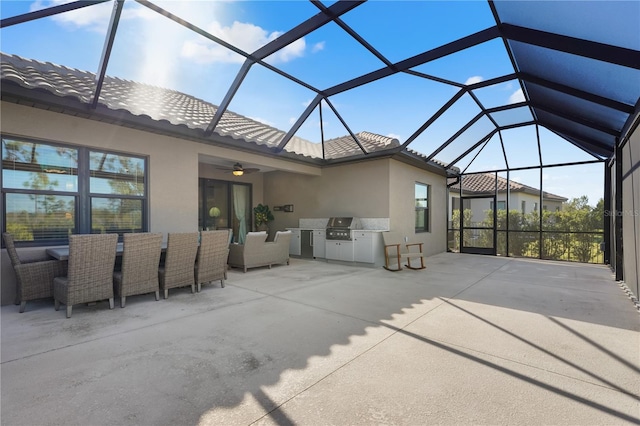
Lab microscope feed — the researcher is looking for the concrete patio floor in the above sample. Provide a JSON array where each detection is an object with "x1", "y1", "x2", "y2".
[{"x1": 1, "y1": 253, "x2": 639, "y2": 425}]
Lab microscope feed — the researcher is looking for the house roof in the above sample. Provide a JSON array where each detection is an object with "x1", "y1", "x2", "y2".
[
  {"x1": 0, "y1": 53, "x2": 402, "y2": 163},
  {"x1": 1, "y1": 1, "x2": 638, "y2": 173},
  {"x1": 450, "y1": 173, "x2": 568, "y2": 201}
]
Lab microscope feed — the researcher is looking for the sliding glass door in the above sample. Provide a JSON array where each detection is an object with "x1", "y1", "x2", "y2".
[{"x1": 198, "y1": 179, "x2": 251, "y2": 243}]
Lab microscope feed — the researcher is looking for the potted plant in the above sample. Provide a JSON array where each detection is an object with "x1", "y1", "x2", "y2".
[{"x1": 254, "y1": 203, "x2": 274, "y2": 232}]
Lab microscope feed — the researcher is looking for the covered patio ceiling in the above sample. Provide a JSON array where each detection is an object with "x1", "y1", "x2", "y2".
[{"x1": 1, "y1": 1, "x2": 639, "y2": 174}]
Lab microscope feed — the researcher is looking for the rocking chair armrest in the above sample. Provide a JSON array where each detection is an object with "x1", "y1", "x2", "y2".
[
  {"x1": 405, "y1": 242, "x2": 423, "y2": 251},
  {"x1": 384, "y1": 243, "x2": 401, "y2": 254}
]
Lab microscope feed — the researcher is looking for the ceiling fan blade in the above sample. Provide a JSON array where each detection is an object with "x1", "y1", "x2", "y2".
[{"x1": 213, "y1": 163, "x2": 260, "y2": 174}]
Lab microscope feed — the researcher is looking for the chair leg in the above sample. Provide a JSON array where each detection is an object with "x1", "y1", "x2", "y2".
[
  {"x1": 55, "y1": 299, "x2": 60, "y2": 311},
  {"x1": 197, "y1": 283, "x2": 201, "y2": 293},
  {"x1": 121, "y1": 296, "x2": 126, "y2": 308},
  {"x1": 155, "y1": 291, "x2": 160, "y2": 301},
  {"x1": 383, "y1": 264, "x2": 402, "y2": 272},
  {"x1": 190, "y1": 284, "x2": 195, "y2": 294},
  {"x1": 19, "y1": 301, "x2": 26, "y2": 313},
  {"x1": 221, "y1": 279, "x2": 225, "y2": 288},
  {"x1": 405, "y1": 255, "x2": 426, "y2": 270},
  {"x1": 164, "y1": 289, "x2": 168, "y2": 299},
  {"x1": 109, "y1": 298, "x2": 114, "y2": 309},
  {"x1": 66, "y1": 305, "x2": 72, "y2": 318}
]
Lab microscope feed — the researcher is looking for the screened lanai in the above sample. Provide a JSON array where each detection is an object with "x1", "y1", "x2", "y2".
[{"x1": 1, "y1": 1, "x2": 639, "y2": 294}]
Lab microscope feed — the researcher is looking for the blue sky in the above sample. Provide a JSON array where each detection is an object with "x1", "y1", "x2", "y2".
[{"x1": 0, "y1": 0, "x2": 605, "y2": 204}]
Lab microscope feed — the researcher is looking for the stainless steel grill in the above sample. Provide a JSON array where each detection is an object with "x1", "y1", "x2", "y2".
[{"x1": 326, "y1": 217, "x2": 360, "y2": 241}]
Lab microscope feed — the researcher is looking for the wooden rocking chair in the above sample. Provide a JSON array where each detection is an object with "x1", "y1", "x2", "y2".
[{"x1": 382, "y1": 231, "x2": 426, "y2": 272}]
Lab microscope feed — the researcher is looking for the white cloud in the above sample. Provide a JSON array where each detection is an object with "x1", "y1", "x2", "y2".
[
  {"x1": 249, "y1": 116, "x2": 274, "y2": 127},
  {"x1": 302, "y1": 99, "x2": 313, "y2": 107},
  {"x1": 387, "y1": 133, "x2": 402, "y2": 142},
  {"x1": 182, "y1": 39, "x2": 245, "y2": 64},
  {"x1": 508, "y1": 88, "x2": 526, "y2": 104},
  {"x1": 464, "y1": 76, "x2": 483, "y2": 85},
  {"x1": 30, "y1": 0, "x2": 113, "y2": 32},
  {"x1": 312, "y1": 41, "x2": 325, "y2": 53},
  {"x1": 36, "y1": 0, "x2": 310, "y2": 66},
  {"x1": 182, "y1": 20, "x2": 306, "y2": 64},
  {"x1": 269, "y1": 38, "x2": 306, "y2": 63},
  {"x1": 288, "y1": 117, "x2": 297, "y2": 125}
]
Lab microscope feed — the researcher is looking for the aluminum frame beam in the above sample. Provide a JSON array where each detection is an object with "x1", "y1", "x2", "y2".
[
  {"x1": 1, "y1": 0, "x2": 109, "y2": 28},
  {"x1": 501, "y1": 23, "x2": 640, "y2": 70},
  {"x1": 91, "y1": 0, "x2": 124, "y2": 110}
]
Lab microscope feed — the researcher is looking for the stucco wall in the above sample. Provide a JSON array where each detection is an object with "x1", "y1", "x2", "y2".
[
  {"x1": 264, "y1": 158, "x2": 447, "y2": 257},
  {"x1": 621, "y1": 122, "x2": 639, "y2": 298},
  {"x1": 198, "y1": 163, "x2": 265, "y2": 213},
  {"x1": 263, "y1": 159, "x2": 392, "y2": 233},
  {"x1": 1, "y1": 102, "x2": 448, "y2": 305},
  {"x1": 0, "y1": 102, "x2": 302, "y2": 305},
  {"x1": 389, "y1": 160, "x2": 447, "y2": 256}
]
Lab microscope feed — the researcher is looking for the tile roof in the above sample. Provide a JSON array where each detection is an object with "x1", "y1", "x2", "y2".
[
  {"x1": 449, "y1": 173, "x2": 567, "y2": 201},
  {"x1": 0, "y1": 53, "x2": 404, "y2": 162},
  {"x1": 323, "y1": 131, "x2": 400, "y2": 157}
]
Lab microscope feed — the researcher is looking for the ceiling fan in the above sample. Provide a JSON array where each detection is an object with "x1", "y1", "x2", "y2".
[{"x1": 215, "y1": 162, "x2": 260, "y2": 176}]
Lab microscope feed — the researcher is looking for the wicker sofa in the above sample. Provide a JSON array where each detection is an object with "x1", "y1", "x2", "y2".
[{"x1": 228, "y1": 231, "x2": 292, "y2": 272}]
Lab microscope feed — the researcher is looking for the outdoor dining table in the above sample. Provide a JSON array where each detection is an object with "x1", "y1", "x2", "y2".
[{"x1": 46, "y1": 242, "x2": 168, "y2": 261}]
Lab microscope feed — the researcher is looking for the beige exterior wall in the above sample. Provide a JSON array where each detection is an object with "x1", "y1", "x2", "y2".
[
  {"x1": 389, "y1": 160, "x2": 447, "y2": 256},
  {"x1": 263, "y1": 159, "x2": 391, "y2": 233},
  {"x1": 264, "y1": 158, "x2": 447, "y2": 256},
  {"x1": 1, "y1": 102, "x2": 448, "y2": 304},
  {"x1": 0, "y1": 102, "x2": 313, "y2": 304}
]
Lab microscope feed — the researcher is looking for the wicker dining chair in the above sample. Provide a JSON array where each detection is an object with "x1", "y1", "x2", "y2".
[
  {"x1": 158, "y1": 232, "x2": 199, "y2": 299},
  {"x1": 195, "y1": 230, "x2": 230, "y2": 292},
  {"x1": 113, "y1": 232, "x2": 163, "y2": 308},
  {"x1": 2, "y1": 233, "x2": 65, "y2": 313},
  {"x1": 53, "y1": 233, "x2": 118, "y2": 318}
]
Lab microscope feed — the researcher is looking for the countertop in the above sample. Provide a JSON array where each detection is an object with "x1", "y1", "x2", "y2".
[{"x1": 286, "y1": 228, "x2": 387, "y2": 232}]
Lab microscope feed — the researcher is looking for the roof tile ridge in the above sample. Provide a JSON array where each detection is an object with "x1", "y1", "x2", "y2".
[{"x1": 358, "y1": 131, "x2": 399, "y2": 146}]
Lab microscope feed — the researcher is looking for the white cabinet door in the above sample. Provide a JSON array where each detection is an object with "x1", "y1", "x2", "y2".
[
  {"x1": 353, "y1": 231, "x2": 374, "y2": 263},
  {"x1": 325, "y1": 240, "x2": 353, "y2": 261},
  {"x1": 288, "y1": 229, "x2": 301, "y2": 256},
  {"x1": 312, "y1": 230, "x2": 326, "y2": 258},
  {"x1": 325, "y1": 241, "x2": 340, "y2": 260}
]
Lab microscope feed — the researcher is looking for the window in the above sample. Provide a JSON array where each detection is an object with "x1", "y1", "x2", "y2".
[
  {"x1": 2, "y1": 136, "x2": 148, "y2": 244},
  {"x1": 490, "y1": 201, "x2": 506, "y2": 210},
  {"x1": 89, "y1": 151, "x2": 145, "y2": 234},
  {"x1": 415, "y1": 182, "x2": 430, "y2": 232},
  {"x1": 521, "y1": 200, "x2": 526, "y2": 215},
  {"x1": 452, "y1": 197, "x2": 460, "y2": 213}
]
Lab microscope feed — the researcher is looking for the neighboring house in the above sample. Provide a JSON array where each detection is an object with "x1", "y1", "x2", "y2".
[
  {"x1": 0, "y1": 53, "x2": 448, "y2": 304},
  {"x1": 448, "y1": 173, "x2": 568, "y2": 225}
]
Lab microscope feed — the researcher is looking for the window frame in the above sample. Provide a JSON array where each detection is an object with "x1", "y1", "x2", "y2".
[
  {"x1": 490, "y1": 200, "x2": 506, "y2": 210},
  {"x1": 415, "y1": 182, "x2": 430, "y2": 233},
  {"x1": 198, "y1": 178, "x2": 252, "y2": 239},
  {"x1": 2, "y1": 135, "x2": 149, "y2": 246}
]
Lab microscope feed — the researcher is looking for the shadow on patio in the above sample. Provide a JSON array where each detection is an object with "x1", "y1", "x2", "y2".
[{"x1": 1, "y1": 253, "x2": 638, "y2": 425}]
